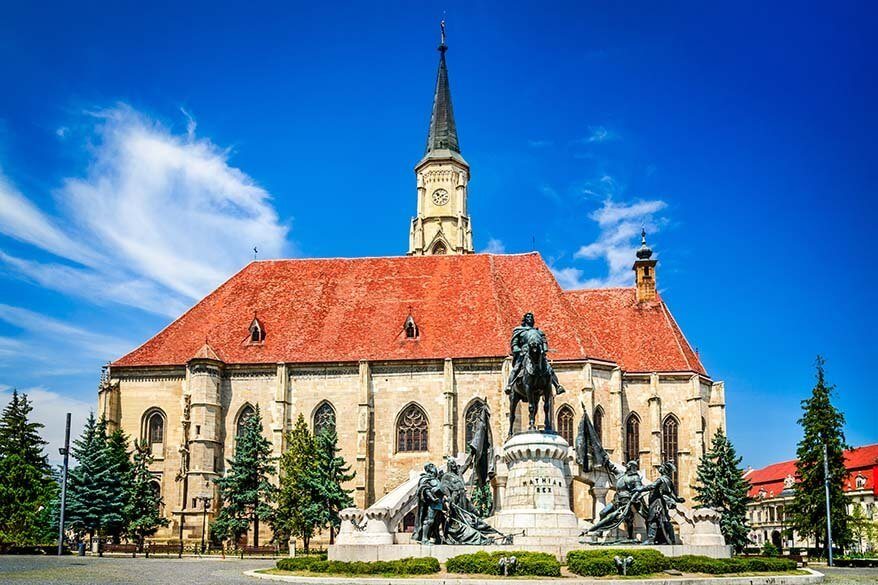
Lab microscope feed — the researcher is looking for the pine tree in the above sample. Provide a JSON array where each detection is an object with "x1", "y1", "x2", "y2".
[
  {"x1": 66, "y1": 414, "x2": 129, "y2": 548},
  {"x1": 274, "y1": 414, "x2": 322, "y2": 552},
  {"x1": 314, "y1": 427, "x2": 355, "y2": 544},
  {"x1": 125, "y1": 441, "x2": 169, "y2": 550},
  {"x1": 212, "y1": 405, "x2": 276, "y2": 548},
  {"x1": 788, "y1": 357, "x2": 851, "y2": 555},
  {"x1": 693, "y1": 429, "x2": 752, "y2": 552},
  {"x1": 0, "y1": 390, "x2": 58, "y2": 546},
  {"x1": 102, "y1": 428, "x2": 133, "y2": 541}
]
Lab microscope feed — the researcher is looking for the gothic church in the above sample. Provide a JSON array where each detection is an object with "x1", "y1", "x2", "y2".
[{"x1": 98, "y1": 34, "x2": 726, "y2": 544}]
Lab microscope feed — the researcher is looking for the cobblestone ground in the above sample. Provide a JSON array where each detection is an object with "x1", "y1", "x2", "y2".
[
  {"x1": 2, "y1": 556, "x2": 876, "y2": 584},
  {"x1": 818, "y1": 566, "x2": 878, "y2": 585},
  {"x1": 0, "y1": 555, "x2": 273, "y2": 584}
]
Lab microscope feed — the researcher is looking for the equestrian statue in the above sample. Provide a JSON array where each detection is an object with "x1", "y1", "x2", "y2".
[{"x1": 504, "y1": 312, "x2": 566, "y2": 438}]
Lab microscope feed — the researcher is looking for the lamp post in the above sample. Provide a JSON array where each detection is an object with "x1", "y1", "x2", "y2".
[
  {"x1": 822, "y1": 441, "x2": 834, "y2": 566},
  {"x1": 57, "y1": 413, "x2": 71, "y2": 556},
  {"x1": 196, "y1": 496, "x2": 212, "y2": 554}
]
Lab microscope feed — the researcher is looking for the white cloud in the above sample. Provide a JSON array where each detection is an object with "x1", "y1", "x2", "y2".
[
  {"x1": 0, "y1": 304, "x2": 132, "y2": 360},
  {"x1": 0, "y1": 386, "x2": 92, "y2": 465},
  {"x1": 0, "y1": 104, "x2": 290, "y2": 314},
  {"x1": 554, "y1": 197, "x2": 667, "y2": 289},
  {"x1": 573, "y1": 126, "x2": 617, "y2": 145},
  {"x1": 481, "y1": 238, "x2": 506, "y2": 254},
  {"x1": 528, "y1": 139, "x2": 553, "y2": 148}
]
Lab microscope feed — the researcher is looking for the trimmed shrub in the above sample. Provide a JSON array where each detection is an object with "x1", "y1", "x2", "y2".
[
  {"x1": 446, "y1": 551, "x2": 560, "y2": 576},
  {"x1": 275, "y1": 556, "x2": 440, "y2": 575},
  {"x1": 566, "y1": 549, "x2": 670, "y2": 577},
  {"x1": 670, "y1": 555, "x2": 796, "y2": 574},
  {"x1": 761, "y1": 541, "x2": 780, "y2": 557}
]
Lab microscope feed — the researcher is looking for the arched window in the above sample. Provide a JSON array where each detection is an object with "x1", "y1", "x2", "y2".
[
  {"x1": 142, "y1": 409, "x2": 166, "y2": 457},
  {"x1": 593, "y1": 406, "x2": 604, "y2": 444},
  {"x1": 625, "y1": 413, "x2": 640, "y2": 464},
  {"x1": 464, "y1": 400, "x2": 486, "y2": 446},
  {"x1": 557, "y1": 405, "x2": 575, "y2": 445},
  {"x1": 396, "y1": 404, "x2": 428, "y2": 452},
  {"x1": 313, "y1": 401, "x2": 336, "y2": 435},
  {"x1": 236, "y1": 404, "x2": 256, "y2": 438},
  {"x1": 662, "y1": 415, "x2": 680, "y2": 486},
  {"x1": 431, "y1": 241, "x2": 447, "y2": 255}
]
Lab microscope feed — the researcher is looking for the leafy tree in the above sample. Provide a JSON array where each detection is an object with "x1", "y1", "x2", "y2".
[
  {"x1": 125, "y1": 441, "x2": 169, "y2": 550},
  {"x1": 274, "y1": 414, "x2": 322, "y2": 552},
  {"x1": 66, "y1": 415, "x2": 130, "y2": 548},
  {"x1": 0, "y1": 390, "x2": 58, "y2": 546},
  {"x1": 788, "y1": 357, "x2": 851, "y2": 556},
  {"x1": 761, "y1": 541, "x2": 780, "y2": 557},
  {"x1": 212, "y1": 405, "x2": 276, "y2": 548},
  {"x1": 849, "y1": 502, "x2": 878, "y2": 554},
  {"x1": 314, "y1": 427, "x2": 355, "y2": 544},
  {"x1": 693, "y1": 429, "x2": 751, "y2": 552}
]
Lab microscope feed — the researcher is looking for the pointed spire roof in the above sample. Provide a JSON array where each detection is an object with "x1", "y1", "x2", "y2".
[
  {"x1": 190, "y1": 340, "x2": 223, "y2": 362},
  {"x1": 421, "y1": 20, "x2": 465, "y2": 166}
]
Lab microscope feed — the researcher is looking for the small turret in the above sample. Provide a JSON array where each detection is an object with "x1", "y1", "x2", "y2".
[{"x1": 633, "y1": 228, "x2": 657, "y2": 302}]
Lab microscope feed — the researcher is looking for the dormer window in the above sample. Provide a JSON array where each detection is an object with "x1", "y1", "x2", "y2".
[
  {"x1": 404, "y1": 315, "x2": 419, "y2": 339},
  {"x1": 248, "y1": 317, "x2": 265, "y2": 343}
]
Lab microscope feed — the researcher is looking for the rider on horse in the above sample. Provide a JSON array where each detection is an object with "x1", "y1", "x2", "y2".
[{"x1": 505, "y1": 312, "x2": 566, "y2": 396}]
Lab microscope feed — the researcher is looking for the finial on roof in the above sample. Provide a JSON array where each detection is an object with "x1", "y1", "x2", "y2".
[
  {"x1": 636, "y1": 227, "x2": 653, "y2": 260},
  {"x1": 424, "y1": 18, "x2": 460, "y2": 154}
]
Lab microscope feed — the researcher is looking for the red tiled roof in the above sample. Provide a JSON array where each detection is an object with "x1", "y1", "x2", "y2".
[
  {"x1": 563, "y1": 288, "x2": 706, "y2": 375},
  {"x1": 112, "y1": 253, "x2": 706, "y2": 376},
  {"x1": 745, "y1": 444, "x2": 878, "y2": 498}
]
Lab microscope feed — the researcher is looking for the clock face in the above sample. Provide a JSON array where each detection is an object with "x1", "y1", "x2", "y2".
[{"x1": 432, "y1": 188, "x2": 449, "y2": 206}]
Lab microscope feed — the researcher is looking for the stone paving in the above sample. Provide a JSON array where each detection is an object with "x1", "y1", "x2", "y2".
[
  {"x1": 1, "y1": 555, "x2": 875, "y2": 585},
  {"x1": 0, "y1": 555, "x2": 273, "y2": 584}
]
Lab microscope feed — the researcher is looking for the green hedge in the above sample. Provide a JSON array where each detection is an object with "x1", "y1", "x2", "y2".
[
  {"x1": 276, "y1": 556, "x2": 440, "y2": 575},
  {"x1": 446, "y1": 551, "x2": 561, "y2": 576},
  {"x1": 566, "y1": 550, "x2": 797, "y2": 577},
  {"x1": 567, "y1": 549, "x2": 670, "y2": 576}
]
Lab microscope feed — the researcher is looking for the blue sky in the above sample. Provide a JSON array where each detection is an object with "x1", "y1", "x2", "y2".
[{"x1": 0, "y1": 1, "x2": 875, "y2": 467}]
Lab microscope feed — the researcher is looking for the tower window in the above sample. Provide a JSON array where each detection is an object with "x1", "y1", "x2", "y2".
[
  {"x1": 431, "y1": 241, "x2": 447, "y2": 255},
  {"x1": 404, "y1": 315, "x2": 419, "y2": 339},
  {"x1": 643, "y1": 266, "x2": 651, "y2": 279}
]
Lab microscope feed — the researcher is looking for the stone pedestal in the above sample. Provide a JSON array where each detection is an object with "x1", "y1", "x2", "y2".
[{"x1": 489, "y1": 432, "x2": 580, "y2": 543}]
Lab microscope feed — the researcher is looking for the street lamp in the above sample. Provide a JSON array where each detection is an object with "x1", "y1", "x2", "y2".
[
  {"x1": 822, "y1": 441, "x2": 834, "y2": 566},
  {"x1": 195, "y1": 496, "x2": 213, "y2": 554}
]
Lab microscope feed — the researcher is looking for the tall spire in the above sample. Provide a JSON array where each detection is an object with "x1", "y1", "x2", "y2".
[{"x1": 425, "y1": 19, "x2": 460, "y2": 154}]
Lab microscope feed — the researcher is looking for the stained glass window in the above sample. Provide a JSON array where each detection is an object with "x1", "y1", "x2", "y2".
[
  {"x1": 625, "y1": 413, "x2": 640, "y2": 464},
  {"x1": 314, "y1": 401, "x2": 336, "y2": 435},
  {"x1": 557, "y1": 405, "x2": 575, "y2": 445},
  {"x1": 397, "y1": 404, "x2": 428, "y2": 452}
]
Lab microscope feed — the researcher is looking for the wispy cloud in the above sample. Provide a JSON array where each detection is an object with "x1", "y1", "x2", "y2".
[
  {"x1": 0, "y1": 104, "x2": 290, "y2": 315},
  {"x1": 481, "y1": 238, "x2": 506, "y2": 254},
  {"x1": 528, "y1": 139, "x2": 553, "y2": 148},
  {"x1": 553, "y1": 197, "x2": 667, "y2": 289},
  {"x1": 573, "y1": 125, "x2": 617, "y2": 146},
  {"x1": 0, "y1": 303, "x2": 133, "y2": 361}
]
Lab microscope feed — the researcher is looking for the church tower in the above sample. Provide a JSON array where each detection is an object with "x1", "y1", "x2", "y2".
[
  {"x1": 408, "y1": 22, "x2": 474, "y2": 256},
  {"x1": 633, "y1": 228, "x2": 658, "y2": 302}
]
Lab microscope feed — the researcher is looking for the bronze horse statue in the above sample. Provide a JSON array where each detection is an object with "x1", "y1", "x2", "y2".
[{"x1": 507, "y1": 327, "x2": 559, "y2": 437}]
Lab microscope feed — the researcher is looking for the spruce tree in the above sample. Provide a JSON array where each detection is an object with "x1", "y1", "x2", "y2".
[
  {"x1": 125, "y1": 441, "x2": 169, "y2": 550},
  {"x1": 693, "y1": 429, "x2": 751, "y2": 552},
  {"x1": 212, "y1": 405, "x2": 276, "y2": 548},
  {"x1": 788, "y1": 357, "x2": 851, "y2": 555},
  {"x1": 314, "y1": 427, "x2": 355, "y2": 544},
  {"x1": 274, "y1": 414, "x2": 322, "y2": 552},
  {"x1": 66, "y1": 415, "x2": 127, "y2": 548},
  {"x1": 0, "y1": 390, "x2": 58, "y2": 546}
]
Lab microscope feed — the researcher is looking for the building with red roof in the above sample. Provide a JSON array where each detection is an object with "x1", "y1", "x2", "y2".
[
  {"x1": 97, "y1": 34, "x2": 726, "y2": 545},
  {"x1": 744, "y1": 444, "x2": 878, "y2": 551}
]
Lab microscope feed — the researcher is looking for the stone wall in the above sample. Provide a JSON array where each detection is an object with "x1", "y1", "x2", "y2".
[{"x1": 103, "y1": 356, "x2": 725, "y2": 543}]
